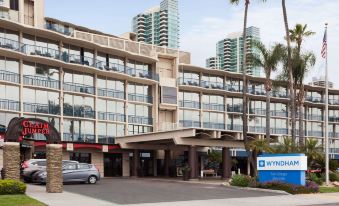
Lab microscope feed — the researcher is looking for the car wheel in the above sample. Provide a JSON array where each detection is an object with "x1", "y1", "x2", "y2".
[{"x1": 88, "y1": 175, "x2": 97, "y2": 184}]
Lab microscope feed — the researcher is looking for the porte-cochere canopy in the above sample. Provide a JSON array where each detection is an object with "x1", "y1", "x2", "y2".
[{"x1": 5, "y1": 117, "x2": 61, "y2": 144}]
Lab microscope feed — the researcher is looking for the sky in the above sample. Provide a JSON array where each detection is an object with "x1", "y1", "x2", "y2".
[{"x1": 45, "y1": 0, "x2": 339, "y2": 87}]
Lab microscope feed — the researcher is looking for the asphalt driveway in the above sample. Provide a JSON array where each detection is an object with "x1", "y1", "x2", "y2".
[{"x1": 64, "y1": 178, "x2": 282, "y2": 205}]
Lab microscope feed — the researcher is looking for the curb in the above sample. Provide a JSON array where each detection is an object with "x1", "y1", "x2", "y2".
[{"x1": 222, "y1": 183, "x2": 291, "y2": 195}]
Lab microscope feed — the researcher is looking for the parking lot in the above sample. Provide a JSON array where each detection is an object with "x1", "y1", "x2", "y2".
[{"x1": 63, "y1": 178, "x2": 281, "y2": 205}]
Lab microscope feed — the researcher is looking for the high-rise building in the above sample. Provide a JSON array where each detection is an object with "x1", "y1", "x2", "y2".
[
  {"x1": 205, "y1": 57, "x2": 220, "y2": 69},
  {"x1": 207, "y1": 26, "x2": 261, "y2": 76},
  {"x1": 132, "y1": 0, "x2": 179, "y2": 49},
  {"x1": 308, "y1": 76, "x2": 333, "y2": 88}
]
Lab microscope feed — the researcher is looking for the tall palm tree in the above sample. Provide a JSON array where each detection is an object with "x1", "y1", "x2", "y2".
[
  {"x1": 281, "y1": 0, "x2": 296, "y2": 146},
  {"x1": 252, "y1": 41, "x2": 284, "y2": 144},
  {"x1": 289, "y1": 24, "x2": 315, "y2": 146}
]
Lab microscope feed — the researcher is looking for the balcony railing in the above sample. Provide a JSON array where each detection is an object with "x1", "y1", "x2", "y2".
[
  {"x1": 306, "y1": 96, "x2": 323, "y2": 103},
  {"x1": 329, "y1": 132, "x2": 339, "y2": 138},
  {"x1": 329, "y1": 116, "x2": 339, "y2": 122},
  {"x1": 63, "y1": 82, "x2": 95, "y2": 94},
  {"x1": 178, "y1": 77, "x2": 200, "y2": 86},
  {"x1": 24, "y1": 102, "x2": 60, "y2": 115},
  {"x1": 98, "y1": 135, "x2": 115, "y2": 144},
  {"x1": 95, "y1": 60, "x2": 125, "y2": 73},
  {"x1": 0, "y1": 98, "x2": 20, "y2": 111},
  {"x1": 61, "y1": 53, "x2": 94, "y2": 67},
  {"x1": 307, "y1": 114, "x2": 323, "y2": 121},
  {"x1": 272, "y1": 91, "x2": 288, "y2": 98},
  {"x1": 63, "y1": 133, "x2": 95, "y2": 143},
  {"x1": 248, "y1": 87, "x2": 266, "y2": 96},
  {"x1": 249, "y1": 126, "x2": 265, "y2": 133},
  {"x1": 128, "y1": 93, "x2": 152, "y2": 103},
  {"x1": 179, "y1": 100, "x2": 200, "y2": 109},
  {"x1": 126, "y1": 67, "x2": 159, "y2": 81},
  {"x1": 201, "y1": 81, "x2": 224, "y2": 90},
  {"x1": 63, "y1": 106, "x2": 96, "y2": 119},
  {"x1": 307, "y1": 131, "x2": 323, "y2": 137},
  {"x1": 250, "y1": 108, "x2": 266, "y2": 115},
  {"x1": 0, "y1": 70, "x2": 20, "y2": 83},
  {"x1": 270, "y1": 110, "x2": 288, "y2": 117},
  {"x1": 271, "y1": 128, "x2": 288, "y2": 135},
  {"x1": 98, "y1": 112, "x2": 125, "y2": 122},
  {"x1": 45, "y1": 24, "x2": 73, "y2": 36},
  {"x1": 203, "y1": 122, "x2": 225, "y2": 130},
  {"x1": 202, "y1": 103, "x2": 224, "y2": 111},
  {"x1": 179, "y1": 120, "x2": 201, "y2": 128},
  {"x1": 329, "y1": 99, "x2": 339, "y2": 105},
  {"x1": 227, "y1": 124, "x2": 243, "y2": 131},
  {"x1": 0, "y1": 37, "x2": 20, "y2": 51},
  {"x1": 330, "y1": 148, "x2": 339, "y2": 154},
  {"x1": 227, "y1": 105, "x2": 243, "y2": 113},
  {"x1": 128, "y1": 115, "x2": 152, "y2": 125},
  {"x1": 22, "y1": 44, "x2": 60, "y2": 60},
  {"x1": 98, "y1": 88, "x2": 124, "y2": 99},
  {"x1": 23, "y1": 75, "x2": 60, "y2": 89},
  {"x1": 226, "y1": 84, "x2": 242, "y2": 92}
]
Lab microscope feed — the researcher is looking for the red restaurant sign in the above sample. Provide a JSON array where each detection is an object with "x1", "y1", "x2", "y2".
[{"x1": 21, "y1": 120, "x2": 50, "y2": 136}]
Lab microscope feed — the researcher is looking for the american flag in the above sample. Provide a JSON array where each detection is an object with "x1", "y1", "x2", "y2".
[{"x1": 321, "y1": 28, "x2": 327, "y2": 58}]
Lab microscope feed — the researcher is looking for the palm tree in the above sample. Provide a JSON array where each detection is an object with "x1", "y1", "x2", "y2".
[
  {"x1": 246, "y1": 138, "x2": 273, "y2": 176},
  {"x1": 303, "y1": 138, "x2": 324, "y2": 169},
  {"x1": 281, "y1": 0, "x2": 296, "y2": 146},
  {"x1": 252, "y1": 41, "x2": 284, "y2": 144},
  {"x1": 272, "y1": 136, "x2": 299, "y2": 154},
  {"x1": 289, "y1": 24, "x2": 315, "y2": 146}
]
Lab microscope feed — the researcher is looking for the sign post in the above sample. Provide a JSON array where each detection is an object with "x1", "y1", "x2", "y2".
[{"x1": 257, "y1": 154, "x2": 307, "y2": 186}]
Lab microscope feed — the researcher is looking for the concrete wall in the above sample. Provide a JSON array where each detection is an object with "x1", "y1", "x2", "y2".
[
  {"x1": 91, "y1": 151, "x2": 104, "y2": 177},
  {"x1": 122, "y1": 152, "x2": 130, "y2": 177}
]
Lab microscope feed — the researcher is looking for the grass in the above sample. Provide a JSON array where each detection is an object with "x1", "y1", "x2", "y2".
[
  {"x1": 319, "y1": 186, "x2": 339, "y2": 193},
  {"x1": 0, "y1": 195, "x2": 46, "y2": 206}
]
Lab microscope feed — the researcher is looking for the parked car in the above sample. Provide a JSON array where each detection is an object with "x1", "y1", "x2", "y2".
[
  {"x1": 34, "y1": 162, "x2": 100, "y2": 184},
  {"x1": 21, "y1": 159, "x2": 78, "y2": 182}
]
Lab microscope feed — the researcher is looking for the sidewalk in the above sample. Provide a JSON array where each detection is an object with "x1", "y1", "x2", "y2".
[{"x1": 26, "y1": 184, "x2": 117, "y2": 206}]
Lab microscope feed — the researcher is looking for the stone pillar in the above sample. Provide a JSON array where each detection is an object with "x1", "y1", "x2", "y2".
[
  {"x1": 132, "y1": 149, "x2": 139, "y2": 177},
  {"x1": 188, "y1": 146, "x2": 197, "y2": 179},
  {"x1": 122, "y1": 152, "x2": 130, "y2": 177},
  {"x1": 164, "y1": 149, "x2": 170, "y2": 177},
  {"x1": 3, "y1": 142, "x2": 20, "y2": 180},
  {"x1": 46, "y1": 144, "x2": 63, "y2": 193},
  {"x1": 222, "y1": 147, "x2": 232, "y2": 179}
]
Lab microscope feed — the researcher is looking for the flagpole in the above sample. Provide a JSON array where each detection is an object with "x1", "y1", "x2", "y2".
[{"x1": 325, "y1": 22, "x2": 329, "y2": 186}]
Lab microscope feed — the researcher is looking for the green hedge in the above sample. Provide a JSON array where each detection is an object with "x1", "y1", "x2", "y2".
[
  {"x1": 230, "y1": 174, "x2": 255, "y2": 187},
  {"x1": 0, "y1": 180, "x2": 26, "y2": 195}
]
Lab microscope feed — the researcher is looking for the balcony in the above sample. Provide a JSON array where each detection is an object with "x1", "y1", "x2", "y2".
[
  {"x1": 271, "y1": 128, "x2": 288, "y2": 135},
  {"x1": 329, "y1": 99, "x2": 339, "y2": 105},
  {"x1": 249, "y1": 126, "x2": 265, "y2": 133},
  {"x1": 329, "y1": 132, "x2": 339, "y2": 138},
  {"x1": 95, "y1": 60, "x2": 125, "y2": 74},
  {"x1": 128, "y1": 115, "x2": 153, "y2": 125},
  {"x1": 45, "y1": 23, "x2": 73, "y2": 36},
  {"x1": 0, "y1": 70, "x2": 20, "y2": 83},
  {"x1": 329, "y1": 116, "x2": 339, "y2": 122},
  {"x1": 227, "y1": 124, "x2": 243, "y2": 131},
  {"x1": 179, "y1": 100, "x2": 200, "y2": 109},
  {"x1": 307, "y1": 114, "x2": 323, "y2": 121},
  {"x1": 64, "y1": 53, "x2": 94, "y2": 67},
  {"x1": 179, "y1": 120, "x2": 201, "y2": 128},
  {"x1": 202, "y1": 103, "x2": 225, "y2": 111},
  {"x1": 98, "y1": 88, "x2": 124, "y2": 99},
  {"x1": 0, "y1": 37, "x2": 20, "y2": 51},
  {"x1": 24, "y1": 102, "x2": 60, "y2": 115},
  {"x1": 227, "y1": 105, "x2": 243, "y2": 113},
  {"x1": 24, "y1": 75, "x2": 60, "y2": 89},
  {"x1": 22, "y1": 45, "x2": 60, "y2": 60},
  {"x1": 126, "y1": 67, "x2": 159, "y2": 81},
  {"x1": 226, "y1": 84, "x2": 242, "y2": 92},
  {"x1": 63, "y1": 133, "x2": 95, "y2": 143},
  {"x1": 98, "y1": 112, "x2": 125, "y2": 122},
  {"x1": 307, "y1": 131, "x2": 323, "y2": 137},
  {"x1": 330, "y1": 148, "x2": 339, "y2": 154},
  {"x1": 306, "y1": 96, "x2": 323, "y2": 103},
  {"x1": 0, "y1": 98, "x2": 20, "y2": 111},
  {"x1": 178, "y1": 77, "x2": 200, "y2": 87},
  {"x1": 201, "y1": 81, "x2": 224, "y2": 90},
  {"x1": 63, "y1": 82, "x2": 95, "y2": 94},
  {"x1": 250, "y1": 108, "x2": 266, "y2": 115},
  {"x1": 63, "y1": 106, "x2": 95, "y2": 119},
  {"x1": 98, "y1": 135, "x2": 115, "y2": 144},
  {"x1": 272, "y1": 91, "x2": 288, "y2": 98},
  {"x1": 203, "y1": 122, "x2": 225, "y2": 130},
  {"x1": 248, "y1": 87, "x2": 266, "y2": 96},
  {"x1": 270, "y1": 110, "x2": 288, "y2": 117},
  {"x1": 128, "y1": 93, "x2": 152, "y2": 103}
]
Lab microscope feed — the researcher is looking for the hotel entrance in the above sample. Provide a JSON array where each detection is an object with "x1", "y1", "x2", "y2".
[{"x1": 104, "y1": 153, "x2": 122, "y2": 177}]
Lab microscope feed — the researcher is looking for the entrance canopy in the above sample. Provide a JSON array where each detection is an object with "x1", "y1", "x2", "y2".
[{"x1": 115, "y1": 128, "x2": 244, "y2": 150}]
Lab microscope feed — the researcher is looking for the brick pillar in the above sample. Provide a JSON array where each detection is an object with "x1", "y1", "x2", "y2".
[
  {"x1": 164, "y1": 149, "x2": 170, "y2": 177},
  {"x1": 3, "y1": 142, "x2": 20, "y2": 181},
  {"x1": 46, "y1": 144, "x2": 63, "y2": 193},
  {"x1": 222, "y1": 147, "x2": 232, "y2": 179},
  {"x1": 188, "y1": 146, "x2": 197, "y2": 179}
]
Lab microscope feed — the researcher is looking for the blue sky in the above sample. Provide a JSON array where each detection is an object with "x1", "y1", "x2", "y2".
[{"x1": 45, "y1": 0, "x2": 339, "y2": 86}]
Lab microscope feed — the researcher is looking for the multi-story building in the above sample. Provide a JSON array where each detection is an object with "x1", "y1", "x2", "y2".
[
  {"x1": 308, "y1": 76, "x2": 334, "y2": 88},
  {"x1": 205, "y1": 57, "x2": 220, "y2": 69},
  {"x1": 132, "y1": 0, "x2": 179, "y2": 49},
  {"x1": 207, "y1": 26, "x2": 261, "y2": 76},
  {"x1": 0, "y1": 0, "x2": 338, "y2": 179}
]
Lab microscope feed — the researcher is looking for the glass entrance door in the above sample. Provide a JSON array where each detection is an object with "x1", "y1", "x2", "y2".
[{"x1": 104, "y1": 153, "x2": 122, "y2": 177}]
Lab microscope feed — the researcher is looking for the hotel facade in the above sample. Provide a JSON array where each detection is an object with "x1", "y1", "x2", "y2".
[{"x1": 0, "y1": 0, "x2": 338, "y2": 178}]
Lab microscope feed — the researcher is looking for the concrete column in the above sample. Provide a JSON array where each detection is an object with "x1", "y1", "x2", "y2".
[
  {"x1": 153, "y1": 151, "x2": 157, "y2": 177},
  {"x1": 46, "y1": 144, "x2": 63, "y2": 193},
  {"x1": 132, "y1": 149, "x2": 139, "y2": 177},
  {"x1": 122, "y1": 152, "x2": 130, "y2": 177},
  {"x1": 188, "y1": 146, "x2": 197, "y2": 179},
  {"x1": 222, "y1": 147, "x2": 231, "y2": 179},
  {"x1": 164, "y1": 149, "x2": 170, "y2": 177},
  {"x1": 3, "y1": 142, "x2": 20, "y2": 180}
]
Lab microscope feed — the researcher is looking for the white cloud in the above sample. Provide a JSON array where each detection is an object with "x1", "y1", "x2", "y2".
[{"x1": 181, "y1": 0, "x2": 339, "y2": 87}]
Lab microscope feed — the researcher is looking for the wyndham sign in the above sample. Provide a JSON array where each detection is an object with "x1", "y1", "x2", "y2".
[{"x1": 257, "y1": 154, "x2": 307, "y2": 186}]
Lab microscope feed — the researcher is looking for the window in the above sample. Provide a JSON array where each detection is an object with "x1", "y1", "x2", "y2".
[
  {"x1": 64, "y1": 164, "x2": 77, "y2": 170},
  {"x1": 78, "y1": 164, "x2": 90, "y2": 169},
  {"x1": 10, "y1": 0, "x2": 19, "y2": 11},
  {"x1": 161, "y1": 86, "x2": 177, "y2": 104},
  {"x1": 70, "y1": 152, "x2": 91, "y2": 163}
]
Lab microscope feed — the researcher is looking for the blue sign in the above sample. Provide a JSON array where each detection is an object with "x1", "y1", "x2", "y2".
[{"x1": 257, "y1": 154, "x2": 307, "y2": 186}]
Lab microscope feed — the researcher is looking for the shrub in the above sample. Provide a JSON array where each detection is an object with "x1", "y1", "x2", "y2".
[
  {"x1": 230, "y1": 174, "x2": 253, "y2": 187},
  {"x1": 257, "y1": 181, "x2": 319, "y2": 194},
  {"x1": 309, "y1": 173, "x2": 324, "y2": 185},
  {"x1": 329, "y1": 172, "x2": 339, "y2": 182},
  {"x1": 0, "y1": 180, "x2": 26, "y2": 195}
]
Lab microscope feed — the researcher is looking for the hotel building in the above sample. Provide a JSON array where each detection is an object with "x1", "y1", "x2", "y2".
[{"x1": 0, "y1": 0, "x2": 338, "y2": 178}]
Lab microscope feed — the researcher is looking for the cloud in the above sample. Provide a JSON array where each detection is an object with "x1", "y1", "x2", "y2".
[{"x1": 181, "y1": 0, "x2": 339, "y2": 86}]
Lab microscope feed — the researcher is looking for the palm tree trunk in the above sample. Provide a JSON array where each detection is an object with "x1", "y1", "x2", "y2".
[
  {"x1": 299, "y1": 86, "x2": 305, "y2": 147},
  {"x1": 242, "y1": 0, "x2": 252, "y2": 175},
  {"x1": 266, "y1": 83, "x2": 271, "y2": 144},
  {"x1": 282, "y1": 0, "x2": 296, "y2": 146}
]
